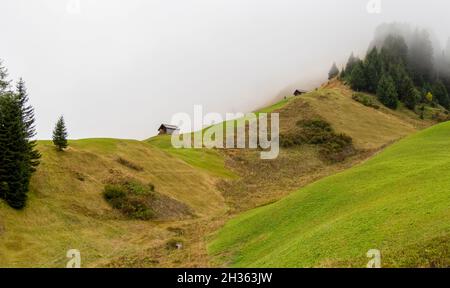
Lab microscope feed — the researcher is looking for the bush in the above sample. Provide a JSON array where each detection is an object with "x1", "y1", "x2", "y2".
[
  {"x1": 352, "y1": 93, "x2": 380, "y2": 109},
  {"x1": 302, "y1": 121, "x2": 333, "y2": 144},
  {"x1": 124, "y1": 181, "x2": 154, "y2": 196},
  {"x1": 122, "y1": 198, "x2": 155, "y2": 220},
  {"x1": 281, "y1": 119, "x2": 332, "y2": 147},
  {"x1": 280, "y1": 118, "x2": 355, "y2": 162},
  {"x1": 404, "y1": 87, "x2": 421, "y2": 110},
  {"x1": 320, "y1": 133, "x2": 354, "y2": 162},
  {"x1": 104, "y1": 184, "x2": 126, "y2": 199},
  {"x1": 103, "y1": 181, "x2": 155, "y2": 220},
  {"x1": 299, "y1": 119, "x2": 332, "y2": 131},
  {"x1": 280, "y1": 135, "x2": 297, "y2": 148}
]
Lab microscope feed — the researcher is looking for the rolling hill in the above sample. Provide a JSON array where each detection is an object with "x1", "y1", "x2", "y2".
[
  {"x1": 208, "y1": 121, "x2": 450, "y2": 267},
  {"x1": 0, "y1": 138, "x2": 228, "y2": 267},
  {"x1": 216, "y1": 81, "x2": 434, "y2": 213},
  {"x1": 0, "y1": 80, "x2": 444, "y2": 267}
]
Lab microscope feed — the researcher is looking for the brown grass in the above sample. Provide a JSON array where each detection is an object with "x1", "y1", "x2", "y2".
[
  {"x1": 0, "y1": 139, "x2": 225, "y2": 267},
  {"x1": 116, "y1": 157, "x2": 144, "y2": 171}
]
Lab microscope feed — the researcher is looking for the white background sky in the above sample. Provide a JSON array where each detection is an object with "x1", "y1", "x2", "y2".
[{"x1": 1, "y1": 0, "x2": 450, "y2": 139}]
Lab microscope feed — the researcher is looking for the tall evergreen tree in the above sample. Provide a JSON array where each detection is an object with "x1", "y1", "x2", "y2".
[
  {"x1": 378, "y1": 48, "x2": 392, "y2": 72},
  {"x1": 403, "y1": 86, "x2": 421, "y2": 110},
  {"x1": 328, "y1": 63, "x2": 339, "y2": 80},
  {"x1": 382, "y1": 35, "x2": 409, "y2": 65},
  {"x1": 364, "y1": 47, "x2": 382, "y2": 93},
  {"x1": 432, "y1": 80, "x2": 450, "y2": 109},
  {"x1": 349, "y1": 61, "x2": 367, "y2": 91},
  {"x1": 388, "y1": 63, "x2": 413, "y2": 101},
  {"x1": 408, "y1": 29, "x2": 434, "y2": 85},
  {"x1": 377, "y1": 74, "x2": 399, "y2": 109},
  {"x1": 16, "y1": 79, "x2": 40, "y2": 171},
  {"x1": 0, "y1": 93, "x2": 30, "y2": 209},
  {"x1": 0, "y1": 60, "x2": 10, "y2": 93},
  {"x1": 344, "y1": 53, "x2": 358, "y2": 77},
  {"x1": 0, "y1": 67, "x2": 40, "y2": 209},
  {"x1": 328, "y1": 62, "x2": 339, "y2": 80},
  {"x1": 52, "y1": 116, "x2": 68, "y2": 151}
]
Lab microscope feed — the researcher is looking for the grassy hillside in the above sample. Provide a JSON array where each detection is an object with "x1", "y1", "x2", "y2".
[
  {"x1": 218, "y1": 81, "x2": 434, "y2": 212},
  {"x1": 147, "y1": 135, "x2": 235, "y2": 179},
  {"x1": 0, "y1": 80, "x2": 439, "y2": 267},
  {"x1": 287, "y1": 81, "x2": 430, "y2": 150},
  {"x1": 0, "y1": 138, "x2": 227, "y2": 267},
  {"x1": 209, "y1": 122, "x2": 450, "y2": 267}
]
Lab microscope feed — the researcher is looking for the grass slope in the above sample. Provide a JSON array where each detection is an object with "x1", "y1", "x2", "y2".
[
  {"x1": 147, "y1": 135, "x2": 235, "y2": 178},
  {"x1": 0, "y1": 80, "x2": 438, "y2": 267},
  {"x1": 0, "y1": 138, "x2": 227, "y2": 267},
  {"x1": 209, "y1": 122, "x2": 450, "y2": 267},
  {"x1": 219, "y1": 80, "x2": 433, "y2": 213},
  {"x1": 293, "y1": 82, "x2": 429, "y2": 150},
  {"x1": 255, "y1": 96, "x2": 296, "y2": 115}
]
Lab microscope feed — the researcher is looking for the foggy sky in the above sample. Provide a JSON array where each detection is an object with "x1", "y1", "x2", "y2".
[{"x1": 1, "y1": 0, "x2": 450, "y2": 139}]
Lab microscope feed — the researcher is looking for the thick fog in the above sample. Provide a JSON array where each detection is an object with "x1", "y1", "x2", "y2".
[{"x1": 1, "y1": 0, "x2": 450, "y2": 139}]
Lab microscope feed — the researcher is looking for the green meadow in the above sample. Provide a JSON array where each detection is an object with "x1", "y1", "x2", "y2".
[{"x1": 209, "y1": 121, "x2": 450, "y2": 267}]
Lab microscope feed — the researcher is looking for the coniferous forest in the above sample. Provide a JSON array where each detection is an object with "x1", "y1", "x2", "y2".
[{"x1": 330, "y1": 24, "x2": 450, "y2": 114}]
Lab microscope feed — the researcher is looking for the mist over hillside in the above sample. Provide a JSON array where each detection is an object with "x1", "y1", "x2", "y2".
[
  {"x1": 369, "y1": 23, "x2": 450, "y2": 78},
  {"x1": 2, "y1": 1, "x2": 450, "y2": 139}
]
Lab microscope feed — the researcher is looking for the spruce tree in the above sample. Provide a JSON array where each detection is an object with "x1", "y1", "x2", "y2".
[
  {"x1": 52, "y1": 116, "x2": 68, "y2": 151},
  {"x1": 0, "y1": 67, "x2": 39, "y2": 209},
  {"x1": 382, "y1": 35, "x2": 408, "y2": 66},
  {"x1": 16, "y1": 79, "x2": 40, "y2": 171},
  {"x1": 0, "y1": 60, "x2": 10, "y2": 93},
  {"x1": 404, "y1": 86, "x2": 421, "y2": 110},
  {"x1": 364, "y1": 47, "x2": 382, "y2": 93},
  {"x1": 432, "y1": 80, "x2": 450, "y2": 109},
  {"x1": 328, "y1": 62, "x2": 339, "y2": 80},
  {"x1": 345, "y1": 53, "x2": 357, "y2": 75},
  {"x1": 339, "y1": 66, "x2": 346, "y2": 79},
  {"x1": 408, "y1": 29, "x2": 434, "y2": 85},
  {"x1": 389, "y1": 64, "x2": 413, "y2": 101},
  {"x1": 377, "y1": 74, "x2": 399, "y2": 109},
  {"x1": 349, "y1": 61, "x2": 367, "y2": 91},
  {"x1": 0, "y1": 93, "x2": 30, "y2": 209}
]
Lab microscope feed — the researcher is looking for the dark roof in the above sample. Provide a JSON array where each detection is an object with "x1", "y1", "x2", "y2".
[
  {"x1": 294, "y1": 89, "x2": 308, "y2": 94},
  {"x1": 158, "y1": 124, "x2": 179, "y2": 130}
]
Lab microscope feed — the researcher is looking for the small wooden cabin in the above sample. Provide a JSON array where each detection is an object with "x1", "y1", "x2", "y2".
[
  {"x1": 158, "y1": 124, "x2": 179, "y2": 135},
  {"x1": 293, "y1": 89, "x2": 308, "y2": 96}
]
